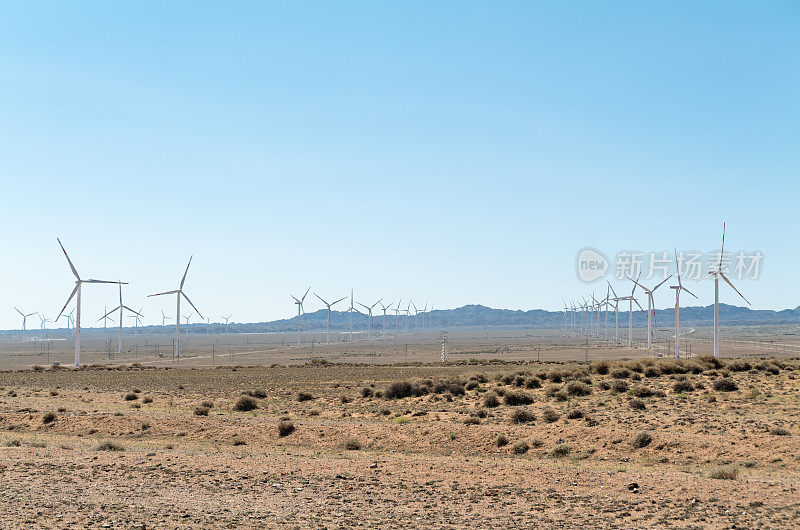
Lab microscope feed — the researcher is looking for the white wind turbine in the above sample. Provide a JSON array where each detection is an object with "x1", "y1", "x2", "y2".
[
  {"x1": 314, "y1": 293, "x2": 347, "y2": 344},
  {"x1": 222, "y1": 314, "x2": 233, "y2": 333},
  {"x1": 344, "y1": 289, "x2": 356, "y2": 342},
  {"x1": 290, "y1": 287, "x2": 310, "y2": 347},
  {"x1": 130, "y1": 307, "x2": 144, "y2": 335},
  {"x1": 38, "y1": 313, "x2": 51, "y2": 339},
  {"x1": 56, "y1": 238, "x2": 125, "y2": 367},
  {"x1": 698, "y1": 223, "x2": 751, "y2": 358},
  {"x1": 357, "y1": 299, "x2": 381, "y2": 340},
  {"x1": 379, "y1": 300, "x2": 393, "y2": 336},
  {"x1": 99, "y1": 283, "x2": 141, "y2": 354},
  {"x1": 392, "y1": 299, "x2": 402, "y2": 340},
  {"x1": 613, "y1": 274, "x2": 647, "y2": 346},
  {"x1": 148, "y1": 256, "x2": 203, "y2": 360},
  {"x1": 14, "y1": 307, "x2": 36, "y2": 338},
  {"x1": 629, "y1": 275, "x2": 672, "y2": 351},
  {"x1": 608, "y1": 283, "x2": 620, "y2": 343},
  {"x1": 99, "y1": 305, "x2": 115, "y2": 335},
  {"x1": 161, "y1": 309, "x2": 172, "y2": 330},
  {"x1": 670, "y1": 249, "x2": 698, "y2": 358}
]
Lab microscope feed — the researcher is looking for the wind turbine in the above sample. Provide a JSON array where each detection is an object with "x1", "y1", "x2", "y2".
[
  {"x1": 404, "y1": 301, "x2": 412, "y2": 334},
  {"x1": 290, "y1": 287, "x2": 310, "y2": 347},
  {"x1": 222, "y1": 314, "x2": 233, "y2": 333},
  {"x1": 608, "y1": 283, "x2": 621, "y2": 343},
  {"x1": 411, "y1": 301, "x2": 419, "y2": 334},
  {"x1": 392, "y1": 299, "x2": 402, "y2": 340},
  {"x1": 148, "y1": 256, "x2": 203, "y2": 360},
  {"x1": 357, "y1": 299, "x2": 381, "y2": 340},
  {"x1": 14, "y1": 307, "x2": 36, "y2": 338},
  {"x1": 38, "y1": 313, "x2": 51, "y2": 340},
  {"x1": 161, "y1": 309, "x2": 172, "y2": 330},
  {"x1": 629, "y1": 275, "x2": 672, "y2": 351},
  {"x1": 59, "y1": 308, "x2": 75, "y2": 331},
  {"x1": 379, "y1": 300, "x2": 393, "y2": 336},
  {"x1": 561, "y1": 299, "x2": 569, "y2": 337},
  {"x1": 56, "y1": 238, "x2": 125, "y2": 367},
  {"x1": 345, "y1": 289, "x2": 356, "y2": 342},
  {"x1": 314, "y1": 293, "x2": 346, "y2": 344},
  {"x1": 130, "y1": 307, "x2": 144, "y2": 334},
  {"x1": 99, "y1": 283, "x2": 141, "y2": 354},
  {"x1": 613, "y1": 274, "x2": 647, "y2": 346},
  {"x1": 670, "y1": 249, "x2": 698, "y2": 358},
  {"x1": 698, "y1": 223, "x2": 750, "y2": 358}
]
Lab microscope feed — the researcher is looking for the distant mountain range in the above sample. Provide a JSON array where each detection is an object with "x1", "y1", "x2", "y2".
[{"x1": 8, "y1": 303, "x2": 795, "y2": 335}]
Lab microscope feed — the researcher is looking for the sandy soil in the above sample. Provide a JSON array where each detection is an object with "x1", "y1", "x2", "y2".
[{"x1": 0, "y1": 356, "x2": 798, "y2": 528}]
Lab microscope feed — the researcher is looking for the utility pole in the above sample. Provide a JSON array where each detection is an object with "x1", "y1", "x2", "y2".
[{"x1": 440, "y1": 330, "x2": 448, "y2": 362}]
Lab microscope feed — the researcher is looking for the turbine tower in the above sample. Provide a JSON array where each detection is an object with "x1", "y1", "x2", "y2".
[
  {"x1": 612, "y1": 274, "x2": 646, "y2": 346},
  {"x1": 148, "y1": 256, "x2": 203, "y2": 360},
  {"x1": 56, "y1": 238, "x2": 124, "y2": 367},
  {"x1": 392, "y1": 299, "x2": 402, "y2": 340},
  {"x1": 379, "y1": 300, "x2": 393, "y2": 336},
  {"x1": 222, "y1": 314, "x2": 233, "y2": 333},
  {"x1": 670, "y1": 249, "x2": 698, "y2": 358},
  {"x1": 698, "y1": 223, "x2": 751, "y2": 358},
  {"x1": 290, "y1": 287, "x2": 310, "y2": 347},
  {"x1": 314, "y1": 293, "x2": 346, "y2": 344},
  {"x1": 629, "y1": 275, "x2": 672, "y2": 351},
  {"x1": 99, "y1": 283, "x2": 141, "y2": 354},
  {"x1": 608, "y1": 283, "x2": 620, "y2": 343},
  {"x1": 161, "y1": 309, "x2": 172, "y2": 330}
]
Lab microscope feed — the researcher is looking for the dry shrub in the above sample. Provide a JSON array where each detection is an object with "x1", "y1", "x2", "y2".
[
  {"x1": 566, "y1": 408, "x2": 584, "y2": 419},
  {"x1": 512, "y1": 441, "x2": 530, "y2": 454},
  {"x1": 631, "y1": 431, "x2": 652, "y2": 448},
  {"x1": 234, "y1": 396, "x2": 259, "y2": 411},
  {"x1": 610, "y1": 368, "x2": 630, "y2": 379},
  {"x1": 463, "y1": 416, "x2": 481, "y2": 425},
  {"x1": 713, "y1": 378, "x2": 738, "y2": 392},
  {"x1": 483, "y1": 392, "x2": 500, "y2": 408},
  {"x1": 770, "y1": 426, "x2": 790, "y2": 436},
  {"x1": 592, "y1": 361, "x2": 610, "y2": 375},
  {"x1": 385, "y1": 381, "x2": 427, "y2": 399},
  {"x1": 124, "y1": 392, "x2": 138, "y2": 401},
  {"x1": 541, "y1": 407, "x2": 560, "y2": 423},
  {"x1": 629, "y1": 398, "x2": 646, "y2": 410},
  {"x1": 96, "y1": 440, "x2": 124, "y2": 452},
  {"x1": 194, "y1": 405, "x2": 210, "y2": 416},
  {"x1": 42, "y1": 412, "x2": 56, "y2": 424},
  {"x1": 142, "y1": 396, "x2": 153, "y2": 404},
  {"x1": 495, "y1": 434, "x2": 509, "y2": 447},
  {"x1": 343, "y1": 438, "x2": 361, "y2": 450},
  {"x1": 297, "y1": 392, "x2": 314, "y2": 402},
  {"x1": 525, "y1": 377, "x2": 542, "y2": 389},
  {"x1": 631, "y1": 386, "x2": 658, "y2": 398},
  {"x1": 611, "y1": 380, "x2": 629, "y2": 393},
  {"x1": 278, "y1": 420, "x2": 295, "y2": 437},
  {"x1": 465, "y1": 380, "x2": 479, "y2": 391},
  {"x1": 551, "y1": 443, "x2": 571, "y2": 457},
  {"x1": 510, "y1": 408, "x2": 536, "y2": 424},
  {"x1": 698, "y1": 355, "x2": 724, "y2": 369},
  {"x1": 504, "y1": 390, "x2": 534, "y2": 406},
  {"x1": 565, "y1": 381, "x2": 591, "y2": 396},
  {"x1": 672, "y1": 380, "x2": 694, "y2": 393},
  {"x1": 643, "y1": 366, "x2": 661, "y2": 378},
  {"x1": 709, "y1": 465, "x2": 739, "y2": 480},
  {"x1": 245, "y1": 389, "x2": 267, "y2": 398},
  {"x1": 727, "y1": 360, "x2": 751, "y2": 372}
]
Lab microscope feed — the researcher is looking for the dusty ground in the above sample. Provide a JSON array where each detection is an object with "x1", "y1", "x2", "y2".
[{"x1": 1, "y1": 356, "x2": 799, "y2": 528}]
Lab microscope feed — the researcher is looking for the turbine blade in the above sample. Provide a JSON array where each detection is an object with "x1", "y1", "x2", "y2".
[
  {"x1": 148, "y1": 290, "x2": 180, "y2": 297},
  {"x1": 332, "y1": 296, "x2": 347, "y2": 306},
  {"x1": 182, "y1": 291, "x2": 203, "y2": 319},
  {"x1": 86, "y1": 279, "x2": 126, "y2": 284},
  {"x1": 180, "y1": 255, "x2": 193, "y2": 289},
  {"x1": 301, "y1": 287, "x2": 311, "y2": 303},
  {"x1": 652, "y1": 275, "x2": 672, "y2": 292},
  {"x1": 123, "y1": 305, "x2": 142, "y2": 316},
  {"x1": 14, "y1": 307, "x2": 24, "y2": 317},
  {"x1": 719, "y1": 222, "x2": 726, "y2": 269},
  {"x1": 57, "y1": 284, "x2": 79, "y2": 319},
  {"x1": 314, "y1": 293, "x2": 328, "y2": 305},
  {"x1": 720, "y1": 272, "x2": 751, "y2": 305},
  {"x1": 681, "y1": 286, "x2": 699, "y2": 299},
  {"x1": 57, "y1": 238, "x2": 80, "y2": 280}
]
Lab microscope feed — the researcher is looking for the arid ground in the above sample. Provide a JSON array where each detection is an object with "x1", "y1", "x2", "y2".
[{"x1": 1, "y1": 351, "x2": 799, "y2": 528}]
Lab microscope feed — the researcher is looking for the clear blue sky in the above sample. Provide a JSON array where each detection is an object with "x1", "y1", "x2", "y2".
[{"x1": 1, "y1": 2, "x2": 798, "y2": 329}]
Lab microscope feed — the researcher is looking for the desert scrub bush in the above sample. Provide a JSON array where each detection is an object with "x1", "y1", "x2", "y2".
[
  {"x1": 96, "y1": 440, "x2": 124, "y2": 452},
  {"x1": 610, "y1": 368, "x2": 630, "y2": 379},
  {"x1": 124, "y1": 392, "x2": 138, "y2": 401},
  {"x1": 463, "y1": 416, "x2": 481, "y2": 425},
  {"x1": 495, "y1": 433, "x2": 509, "y2": 447},
  {"x1": 764, "y1": 364, "x2": 780, "y2": 375},
  {"x1": 49, "y1": 389, "x2": 59, "y2": 396},
  {"x1": 5, "y1": 439, "x2": 21, "y2": 447},
  {"x1": 631, "y1": 386, "x2": 657, "y2": 398},
  {"x1": 565, "y1": 381, "x2": 591, "y2": 396},
  {"x1": 340, "y1": 395, "x2": 353, "y2": 404},
  {"x1": 361, "y1": 387, "x2": 374, "y2": 398},
  {"x1": 509, "y1": 408, "x2": 536, "y2": 424},
  {"x1": 278, "y1": 420, "x2": 295, "y2": 437},
  {"x1": 297, "y1": 392, "x2": 314, "y2": 402},
  {"x1": 547, "y1": 370, "x2": 564, "y2": 383},
  {"x1": 629, "y1": 398, "x2": 646, "y2": 410},
  {"x1": 541, "y1": 406, "x2": 560, "y2": 423},
  {"x1": 643, "y1": 366, "x2": 661, "y2": 378},
  {"x1": 727, "y1": 360, "x2": 751, "y2": 372},
  {"x1": 245, "y1": 389, "x2": 267, "y2": 399},
  {"x1": 201, "y1": 400, "x2": 214, "y2": 408},
  {"x1": 513, "y1": 376, "x2": 526, "y2": 387},
  {"x1": 472, "y1": 408, "x2": 488, "y2": 419},
  {"x1": 770, "y1": 426, "x2": 791, "y2": 436},
  {"x1": 385, "y1": 381, "x2": 427, "y2": 399},
  {"x1": 343, "y1": 438, "x2": 361, "y2": 450},
  {"x1": 233, "y1": 396, "x2": 259, "y2": 412},
  {"x1": 672, "y1": 380, "x2": 694, "y2": 393},
  {"x1": 597, "y1": 381, "x2": 611, "y2": 391},
  {"x1": 592, "y1": 361, "x2": 610, "y2": 375},
  {"x1": 42, "y1": 411, "x2": 56, "y2": 424},
  {"x1": 713, "y1": 378, "x2": 738, "y2": 392},
  {"x1": 611, "y1": 380, "x2": 629, "y2": 393},
  {"x1": 504, "y1": 390, "x2": 534, "y2": 406},
  {"x1": 512, "y1": 441, "x2": 530, "y2": 454},
  {"x1": 142, "y1": 396, "x2": 153, "y2": 404},
  {"x1": 465, "y1": 380, "x2": 479, "y2": 391},
  {"x1": 566, "y1": 408, "x2": 584, "y2": 419},
  {"x1": 631, "y1": 431, "x2": 652, "y2": 448},
  {"x1": 697, "y1": 355, "x2": 724, "y2": 369},
  {"x1": 524, "y1": 377, "x2": 542, "y2": 389},
  {"x1": 709, "y1": 465, "x2": 739, "y2": 480},
  {"x1": 551, "y1": 443, "x2": 571, "y2": 457},
  {"x1": 194, "y1": 405, "x2": 210, "y2": 416},
  {"x1": 482, "y1": 392, "x2": 500, "y2": 408}
]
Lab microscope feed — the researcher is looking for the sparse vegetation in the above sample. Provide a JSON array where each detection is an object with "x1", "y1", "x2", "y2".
[
  {"x1": 95, "y1": 440, "x2": 124, "y2": 452},
  {"x1": 509, "y1": 408, "x2": 536, "y2": 424},
  {"x1": 512, "y1": 441, "x2": 530, "y2": 454},
  {"x1": 631, "y1": 431, "x2": 652, "y2": 448},
  {"x1": 233, "y1": 396, "x2": 259, "y2": 411},
  {"x1": 194, "y1": 405, "x2": 210, "y2": 416},
  {"x1": 278, "y1": 420, "x2": 295, "y2": 437},
  {"x1": 709, "y1": 465, "x2": 739, "y2": 480},
  {"x1": 344, "y1": 438, "x2": 361, "y2": 450},
  {"x1": 503, "y1": 390, "x2": 534, "y2": 406},
  {"x1": 541, "y1": 407, "x2": 560, "y2": 423},
  {"x1": 42, "y1": 411, "x2": 56, "y2": 424},
  {"x1": 713, "y1": 378, "x2": 738, "y2": 392},
  {"x1": 551, "y1": 443, "x2": 571, "y2": 457}
]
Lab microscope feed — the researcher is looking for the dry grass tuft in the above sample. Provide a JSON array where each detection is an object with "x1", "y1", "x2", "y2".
[{"x1": 233, "y1": 396, "x2": 259, "y2": 411}]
